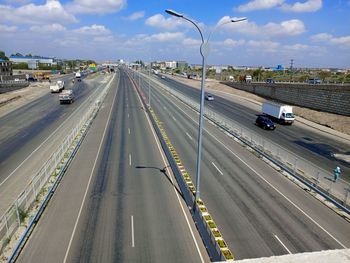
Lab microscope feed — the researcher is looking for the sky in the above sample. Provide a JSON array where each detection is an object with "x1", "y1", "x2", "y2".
[{"x1": 0, "y1": 0, "x2": 349, "y2": 68}]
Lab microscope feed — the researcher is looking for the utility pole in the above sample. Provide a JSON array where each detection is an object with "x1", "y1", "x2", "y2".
[{"x1": 290, "y1": 59, "x2": 294, "y2": 82}]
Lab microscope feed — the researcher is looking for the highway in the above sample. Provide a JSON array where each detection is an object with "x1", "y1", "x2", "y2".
[
  {"x1": 16, "y1": 69, "x2": 208, "y2": 263},
  {"x1": 0, "y1": 73, "x2": 109, "y2": 214},
  {"x1": 155, "y1": 76, "x2": 350, "y2": 180},
  {"x1": 137, "y1": 71, "x2": 350, "y2": 259}
]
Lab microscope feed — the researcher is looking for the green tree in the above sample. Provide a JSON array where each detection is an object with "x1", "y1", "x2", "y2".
[
  {"x1": 318, "y1": 71, "x2": 331, "y2": 81},
  {"x1": 12, "y1": 63, "x2": 28, "y2": 70},
  {"x1": 0, "y1": 51, "x2": 9, "y2": 60}
]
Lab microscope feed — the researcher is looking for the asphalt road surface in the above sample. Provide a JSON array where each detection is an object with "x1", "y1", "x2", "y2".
[
  {"x1": 0, "y1": 73, "x2": 109, "y2": 214},
  {"x1": 155, "y1": 76, "x2": 350, "y2": 181},
  {"x1": 16, "y1": 69, "x2": 209, "y2": 263},
  {"x1": 137, "y1": 71, "x2": 350, "y2": 260}
]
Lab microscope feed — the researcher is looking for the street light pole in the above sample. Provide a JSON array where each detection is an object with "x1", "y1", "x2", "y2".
[
  {"x1": 165, "y1": 9, "x2": 246, "y2": 201},
  {"x1": 148, "y1": 61, "x2": 151, "y2": 108}
]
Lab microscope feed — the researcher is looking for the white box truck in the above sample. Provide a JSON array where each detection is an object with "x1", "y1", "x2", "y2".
[
  {"x1": 262, "y1": 102, "x2": 295, "y2": 124},
  {"x1": 75, "y1": 71, "x2": 82, "y2": 81},
  {"x1": 50, "y1": 80, "x2": 65, "y2": 93}
]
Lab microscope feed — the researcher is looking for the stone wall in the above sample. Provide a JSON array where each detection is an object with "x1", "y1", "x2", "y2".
[{"x1": 222, "y1": 82, "x2": 350, "y2": 116}]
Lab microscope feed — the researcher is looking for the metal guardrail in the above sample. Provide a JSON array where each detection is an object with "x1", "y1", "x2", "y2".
[
  {"x1": 141, "y1": 73, "x2": 350, "y2": 215},
  {"x1": 0, "y1": 73, "x2": 115, "y2": 260}
]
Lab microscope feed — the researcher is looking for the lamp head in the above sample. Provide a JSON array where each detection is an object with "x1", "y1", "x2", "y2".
[
  {"x1": 165, "y1": 9, "x2": 183, "y2": 18},
  {"x1": 231, "y1": 17, "x2": 247, "y2": 23}
]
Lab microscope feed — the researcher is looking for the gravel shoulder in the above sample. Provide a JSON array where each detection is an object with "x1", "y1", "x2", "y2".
[{"x1": 0, "y1": 82, "x2": 50, "y2": 118}]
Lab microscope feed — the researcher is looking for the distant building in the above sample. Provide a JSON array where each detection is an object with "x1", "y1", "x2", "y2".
[
  {"x1": 165, "y1": 61, "x2": 177, "y2": 69},
  {"x1": 176, "y1": 61, "x2": 188, "y2": 71},
  {"x1": 273, "y1": 65, "x2": 285, "y2": 71},
  {"x1": 0, "y1": 59, "x2": 12, "y2": 77},
  {"x1": 9, "y1": 55, "x2": 56, "y2": 69}
]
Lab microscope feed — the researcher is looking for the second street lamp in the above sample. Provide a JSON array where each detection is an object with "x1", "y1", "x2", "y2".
[{"x1": 165, "y1": 9, "x2": 246, "y2": 202}]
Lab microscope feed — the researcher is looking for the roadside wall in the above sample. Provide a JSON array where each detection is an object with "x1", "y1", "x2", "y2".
[{"x1": 222, "y1": 82, "x2": 350, "y2": 116}]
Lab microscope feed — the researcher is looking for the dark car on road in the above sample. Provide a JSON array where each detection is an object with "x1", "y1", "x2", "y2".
[{"x1": 255, "y1": 115, "x2": 276, "y2": 130}]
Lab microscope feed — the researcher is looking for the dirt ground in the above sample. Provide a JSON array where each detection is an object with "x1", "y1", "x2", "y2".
[{"x1": 169, "y1": 75, "x2": 350, "y2": 136}]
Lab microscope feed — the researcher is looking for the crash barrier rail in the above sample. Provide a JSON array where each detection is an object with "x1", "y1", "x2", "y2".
[
  {"x1": 129, "y1": 70, "x2": 234, "y2": 261},
  {"x1": 0, "y1": 73, "x2": 115, "y2": 261},
  {"x1": 137, "y1": 71, "x2": 350, "y2": 215}
]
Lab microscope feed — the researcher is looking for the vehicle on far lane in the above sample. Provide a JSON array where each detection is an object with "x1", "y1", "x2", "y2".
[
  {"x1": 255, "y1": 115, "x2": 276, "y2": 130},
  {"x1": 50, "y1": 80, "x2": 65, "y2": 93},
  {"x1": 205, "y1": 93, "x2": 214, "y2": 101},
  {"x1": 266, "y1": 78, "x2": 275, "y2": 84},
  {"x1": 262, "y1": 102, "x2": 295, "y2": 124},
  {"x1": 59, "y1": 89, "x2": 74, "y2": 104}
]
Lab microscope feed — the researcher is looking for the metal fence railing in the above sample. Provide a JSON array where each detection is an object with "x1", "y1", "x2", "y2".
[{"x1": 0, "y1": 73, "x2": 115, "y2": 256}]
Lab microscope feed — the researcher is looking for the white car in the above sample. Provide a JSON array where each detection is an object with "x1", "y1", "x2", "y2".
[{"x1": 205, "y1": 93, "x2": 214, "y2": 101}]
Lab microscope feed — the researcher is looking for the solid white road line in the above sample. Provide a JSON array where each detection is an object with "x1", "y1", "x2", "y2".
[
  {"x1": 163, "y1": 86, "x2": 348, "y2": 249},
  {"x1": 185, "y1": 132, "x2": 193, "y2": 141},
  {"x1": 131, "y1": 78, "x2": 205, "y2": 263},
  {"x1": 129, "y1": 154, "x2": 132, "y2": 166},
  {"x1": 211, "y1": 162, "x2": 223, "y2": 175},
  {"x1": 63, "y1": 77, "x2": 118, "y2": 263},
  {"x1": 131, "y1": 215, "x2": 135, "y2": 248},
  {"x1": 274, "y1": 234, "x2": 292, "y2": 254}
]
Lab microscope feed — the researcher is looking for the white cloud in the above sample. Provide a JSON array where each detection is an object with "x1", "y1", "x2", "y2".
[
  {"x1": 182, "y1": 38, "x2": 202, "y2": 46},
  {"x1": 73, "y1": 24, "x2": 111, "y2": 35},
  {"x1": 311, "y1": 33, "x2": 350, "y2": 47},
  {"x1": 66, "y1": 0, "x2": 126, "y2": 15},
  {"x1": 247, "y1": 40, "x2": 280, "y2": 52},
  {"x1": 0, "y1": 0, "x2": 77, "y2": 25},
  {"x1": 310, "y1": 33, "x2": 332, "y2": 42},
  {"x1": 30, "y1": 23, "x2": 66, "y2": 33},
  {"x1": 219, "y1": 16, "x2": 305, "y2": 37},
  {"x1": 222, "y1": 38, "x2": 246, "y2": 47},
  {"x1": 281, "y1": 0, "x2": 322, "y2": 12},
  {"x1": 147, "y1": 32, "x2": 184, "y2": 42},
  {"x1": 236, "y1": 0, "x2": 284, "y2": 12},
  {"x1": 263, "y1": 19, "x2": 305, "y2": 36},
  {"x1": 283, "y1": 43, "x2": 309, "y2": 51},
  {"x1": 0, "y1": 24, "x2": 18, "y2": 32},
  {"x1": 145, "y1": 14, "x2": 190, "y2": 30},
  {"x1": 125, "y1": 11, "x2": 145, "y2": 21}
]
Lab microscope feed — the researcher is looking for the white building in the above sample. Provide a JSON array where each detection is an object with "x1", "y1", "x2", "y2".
[
  {"x1": 9, "y1": 55, "x2": 56, "y2": 69},
  {"x1": 165, "y1": 61, "x2": 177, "y2": 69}
]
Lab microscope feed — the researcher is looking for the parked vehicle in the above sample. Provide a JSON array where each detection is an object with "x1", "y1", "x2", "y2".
[
  {"x1": 59, "y1": 90, "x2": 74, "y2": 104},
  {"x1": 239, "y1": 75, "x2": 252, "y2": 83},
  {"x1": 205, "y1": 93, "x2": 214, "y2": 101},
  {"x1": 308, "y1": 78, "x2": 321, "y2": 84},
  {"x1": 255, "y1": 115, "x2": 276, "y2": 130},
  {"x1": 262, "y1": 102, "x2": 295, "y2": 124},
  {"x1": 266, "y1": 78, "x2": 275, "y2": 83},
  {"x1": 50, "y1": 80, "x2": 65, "y2": 93}
]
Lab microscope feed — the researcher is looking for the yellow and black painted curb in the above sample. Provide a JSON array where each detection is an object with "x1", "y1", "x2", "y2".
[{"x1": 150, "y1": 108, "x2": 234, "y2": 261}]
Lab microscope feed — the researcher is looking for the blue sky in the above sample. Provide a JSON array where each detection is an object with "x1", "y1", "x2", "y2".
[{"x1": 0, "y1": 0, "x2": 349, "y2": 68}]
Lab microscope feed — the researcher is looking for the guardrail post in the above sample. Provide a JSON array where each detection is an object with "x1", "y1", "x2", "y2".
[
  {"x1": 294, "y1": 158, "x2": 298, "y2": 176},
  {"x1": 345, "y1": 188, "x2": 350, "y2": 207},
  {"x1": 15, "y1": 201, "x2": 21, "y2": 226},
  {"x1": 5, "y1": 215, "x2": 10, "y2": 239}
]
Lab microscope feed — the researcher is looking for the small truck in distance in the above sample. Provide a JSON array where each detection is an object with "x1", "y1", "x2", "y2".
[{"x1": 50, "y1": 80, "x2": 65, "y2": 93}]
